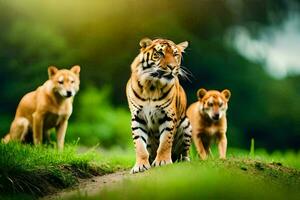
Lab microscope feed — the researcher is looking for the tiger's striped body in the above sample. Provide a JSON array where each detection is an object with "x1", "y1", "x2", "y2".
[{"x1": 126, "y1": 38, "x2": 192, "y2": 173}]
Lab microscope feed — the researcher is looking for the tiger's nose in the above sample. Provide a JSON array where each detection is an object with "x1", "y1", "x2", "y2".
[
  {"x1": 157, "y1": 70, "x2": 165, "y2": 77},
  {"x1": 151, "y1": 70, "x2": 165, "y2": 78},
  {"x1": 167, "y1": 64, "x2": 175, "y2": 70}
]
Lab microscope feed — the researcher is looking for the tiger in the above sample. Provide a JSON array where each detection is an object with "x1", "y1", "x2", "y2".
[{"x1": 126, "y1": 38, "x2": 192, "y2": 173}]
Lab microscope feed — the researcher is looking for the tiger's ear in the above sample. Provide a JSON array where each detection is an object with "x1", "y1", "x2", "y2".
[
  {"x1": 197, "y1": 88, "x2": 207, "y2": 100},
  {"x1": 70, "y1": 65, "x2": 81, "y2": 76},
  {"x1": 177, "y1": 41, "x2": 189, "y2": 52},
  {"x1": 48, "y1": 66, "x2": 58, "y2": 79},
  {"x1": 139, "y1": 38, "x2": 152, "y2": 48},
  {"x1": 222, "y1": 89, "x2": 231, "y2": 101}
]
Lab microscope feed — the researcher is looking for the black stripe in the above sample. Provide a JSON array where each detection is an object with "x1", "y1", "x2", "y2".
[
  {"x1": 129, "y1": 97, "x2": 142, "y2": 110},
  {"x1": 132, "y1": 127, "x2": 139, "y2": 131},
  {"x1": 142, "y1": 53, "x2": 151, "y2": 70},
  {"x1": 132, "y1": 116, "x2": 147, "y2": 125},
  {"x1": 131, "y1": 104, "x2": 139, "y2": 109},
  {"x1": 164, "y1": 127, "x2": 174, "y2": 131},
  {"x1": 132, "y1": 126, "x2": 147, "y2": 134},
  {"x1": 132, "y1": 86, "x2": 146, "y2": 101},
  {"x1": 160, "y1": 127, "x2": 174, "y2": 134},
  {"x1": 141, "y1": 136, "x2": 147, "y2": 143},
  {"x1": 178, "y1": 117, "x2": 186, "y2": 127},
  {"x1": 156, "y1": 98, "x2": 172, "y2": 109},
  {"x1": 130, "y1": 102, "x2": 141, "y2": 110},
  {"x1": 153, "y1": 85, "x2": 174, "y2": 101},
  {"x1": 160, "y1": 83, "x2": 168, "y2": 91},
  {"x1": 137, "y1": 81, "x2": 143, "y2": 90},
  {"x1": 158, "y1": 115, "x2": 173, "y2": 124},
  {"x1": 143, "y1": 63, "x2": 151, "y2": 70},
  {"x1": 183, "y1": 122, "x2": 190, "y2": 130},
  {"x1": 164, "y1": 73, "x2": 173, "y2": 80},
  {"x1": 160, "y1": 97, "x2": 173, "y2": 109},
  {"x1": 146, "y1": 52, "x2": 150, "y2": 61},
  {"x1": 133, "y1": 135, "x2": 147, "y2": 144},
  {"x1": 165, "y1": 127, "x2": 173, "y2": 131},
  {"x1": 184, "y1": 133, "x2": 192, "y2": 138}
]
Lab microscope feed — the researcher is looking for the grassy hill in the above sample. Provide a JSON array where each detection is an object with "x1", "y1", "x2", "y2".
[
  {"x1": 0, "y1": 143, "x2": 132, "y2": 199},
  {"x1": 70, "y1": 152, "x2": 300, "y2": 200},
  {"x1": 0, "y1": 142, "x2": 299, "y2": 200}
]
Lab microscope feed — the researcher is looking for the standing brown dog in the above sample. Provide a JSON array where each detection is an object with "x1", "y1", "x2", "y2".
[
  {"x1": 187, "y1": 88, "x2": 231, "y2": 159},
  {"x1": 3, "y1": 65, "x2": 80, "y2": 150}
]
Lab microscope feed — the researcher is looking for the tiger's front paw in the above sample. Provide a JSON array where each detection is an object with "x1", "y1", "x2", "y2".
[
  {"x1": 181, "y1": 156, "x2": 190, "y2": 162},
  {"x1": 151, "y1": 158, "x2": 172, "y2": 167},
  {"x1": 130, "y1": 161, "x2": 151, "y2": 174}
]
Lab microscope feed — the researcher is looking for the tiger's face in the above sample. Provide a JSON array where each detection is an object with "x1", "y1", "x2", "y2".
[{"x1": 133, "y1": 38, "x2": 188, "y2": 86}]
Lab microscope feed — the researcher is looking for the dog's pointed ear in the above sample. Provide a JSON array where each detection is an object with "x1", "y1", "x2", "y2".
[
  {"x1": 222, "y1": 89, "x2": 231, "y2": 100},
  {"x1": 139, "y1": 38, "x2": 152, "y2": 49},
  {"x1": 177, "y1": 41, "x2": 189, "y2": 52},
  {"x1": 197, "y1": 88, "x2": 207, "y2": 100},
  {"x1": 48, "y1": 66, "x2": 58, "y2": 78},
  {"x1": 71, "y1": 65, "x2": 81, "y2": 76}
]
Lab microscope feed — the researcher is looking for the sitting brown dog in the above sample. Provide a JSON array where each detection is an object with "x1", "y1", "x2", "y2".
[
  {"x1": 187, "y1": 88, "x2": 231, "y2": 159},
  {"x1": 3, "y1": 65, "x2": 80, "y2": 150}
]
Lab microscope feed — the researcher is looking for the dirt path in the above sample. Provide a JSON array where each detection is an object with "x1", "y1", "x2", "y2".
[{"x1": 41, "y1": 170, "x2": 130, "y2": 200}]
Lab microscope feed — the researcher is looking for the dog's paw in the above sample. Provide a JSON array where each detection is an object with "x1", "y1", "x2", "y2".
[
  {"x1": 151, "y1": 158, "x2": 172, "y2": 167},
  {"x1": 130, "y1": 162, "x2": 151, "y2": 174},
  {"x1": 219, "y1": 156, "x2": 226, "y2": 160}
]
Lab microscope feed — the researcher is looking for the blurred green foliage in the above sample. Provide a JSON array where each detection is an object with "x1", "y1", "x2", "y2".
[
  {"x1": 66, "y1": 87, "x2": 132, "y2": 148},
  {"x1": 0, "y1": 0, "x2": 299, "y2": 150}
]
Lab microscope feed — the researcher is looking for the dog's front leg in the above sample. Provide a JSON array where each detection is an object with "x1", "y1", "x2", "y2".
[
  {"x1": 218, "y1": 134, "x2": 227, "y2": 159},
  {"x1": 193, "y1": 132, "x2": 208, "y2": 160},
  {"x1": 33, "y1": 112, "x2": 44, "y2": 145},
  {"x1": 152, "y1": 116, "x2": 175, "y2": 167},
  {"x1": 56, "y1": 119, "x2": 68, "y2": 151}
]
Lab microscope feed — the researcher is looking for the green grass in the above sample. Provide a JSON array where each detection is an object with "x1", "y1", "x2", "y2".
[
  {"x1": 92, "y1": 147, "x2": 135, "y2": 171},
  {"x1": 1, "y1": 142, "x2": 300, "y2": 200},
  {"x1": 70, "y1": 148, "x2": 300, "y2": 200},
  {"x1": 0, "y1": 143, "x2": 130, "y2": 199}
]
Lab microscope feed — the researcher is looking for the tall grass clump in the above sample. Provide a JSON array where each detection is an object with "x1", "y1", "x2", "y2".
[{"x1": 249, "y1": 138, "x2": 255, "y2": 157}]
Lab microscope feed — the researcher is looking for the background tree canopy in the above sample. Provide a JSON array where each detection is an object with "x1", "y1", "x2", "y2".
[{"x1": 0, "y1": 0, "x2": 299, "y2": 151}]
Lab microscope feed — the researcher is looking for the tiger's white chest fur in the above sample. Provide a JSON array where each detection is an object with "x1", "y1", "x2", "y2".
[{"x1": 140, "y1": 102, "x2": 165, "y2": 133}]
